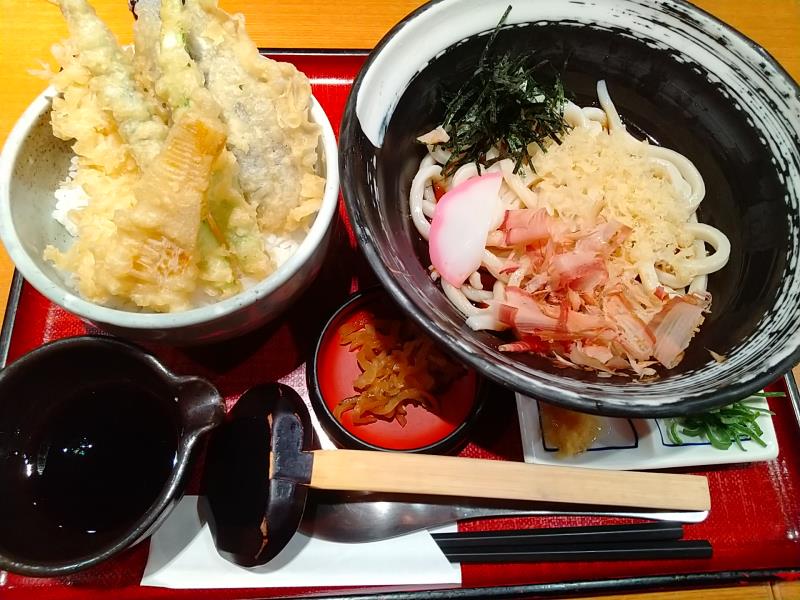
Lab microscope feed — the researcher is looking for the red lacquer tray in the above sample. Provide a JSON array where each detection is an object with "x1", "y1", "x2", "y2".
[{"x1": 2, "y1": 52, "x2": 800, "y2": 600}]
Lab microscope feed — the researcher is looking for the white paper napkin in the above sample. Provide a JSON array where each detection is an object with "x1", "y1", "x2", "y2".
[{"x1": 141, "y1": 496, "x2": 462, "y2": 589}]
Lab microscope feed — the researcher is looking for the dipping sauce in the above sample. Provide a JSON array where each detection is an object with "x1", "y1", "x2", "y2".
[{"x1": 0, "y1": 382, "x2": 180, "y2": 562}]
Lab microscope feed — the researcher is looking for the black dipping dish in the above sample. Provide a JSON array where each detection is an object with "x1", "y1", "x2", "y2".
[
  {"x1": 0, "y1": 336, "x2": 223, "y2": 576},
  {"x1": 307, "y1": 288, "x2": 485, "y2": 454},
  {"x1": 339, "y1": 0, "x2": 800, "y2": 417}
]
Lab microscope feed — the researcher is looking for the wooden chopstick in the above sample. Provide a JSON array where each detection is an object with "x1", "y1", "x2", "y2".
[
  {"x1": 439, "y1": 540, "x2": 713, "y2": 563},
  {"x1": 432, "y1": 522, "x2": 685, "y2": 549},
  {"x1": 311, "y1": 450, "x2": 711, "y2": 511}
]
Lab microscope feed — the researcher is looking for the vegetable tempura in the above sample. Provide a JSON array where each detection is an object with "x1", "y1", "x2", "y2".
[{"x1": 42, "y1": 0, "x2": 325, "y2": 312}]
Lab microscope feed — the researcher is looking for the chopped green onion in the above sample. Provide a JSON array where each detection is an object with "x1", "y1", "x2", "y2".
[
  {"x1": 667, "y1": 393, "x2": 783, "y2": 451},
  {"x1": 668, "y1": 420, "x2": 682, "y2": 446}
]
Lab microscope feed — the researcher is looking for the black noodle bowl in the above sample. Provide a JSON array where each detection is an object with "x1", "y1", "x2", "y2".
[{"x1": 340, "y1": 0, "x2": 800, "y2": 417}]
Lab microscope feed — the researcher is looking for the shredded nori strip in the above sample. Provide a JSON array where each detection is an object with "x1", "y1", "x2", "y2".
[{"x1": 437, "y1": 5, "x2": 568, "y2": 177}]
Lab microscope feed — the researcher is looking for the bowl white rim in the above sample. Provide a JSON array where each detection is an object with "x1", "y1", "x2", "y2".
[{"x1": 0, "y1": 86, "x2": 340, "y2": 330}]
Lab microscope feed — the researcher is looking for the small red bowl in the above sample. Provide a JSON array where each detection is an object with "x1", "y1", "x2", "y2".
[{"x1": 307, "y1": 288, "x2": 483, "y2": 454}]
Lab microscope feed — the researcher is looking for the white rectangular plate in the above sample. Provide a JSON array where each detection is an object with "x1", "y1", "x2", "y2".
[{"x1": 516, "y1": 393, "x2": 779, "y2": 470}]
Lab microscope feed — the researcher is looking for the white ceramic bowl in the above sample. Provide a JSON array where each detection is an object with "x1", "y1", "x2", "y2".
[{"x1": 0, "y1": 87, "x2": 339, "y2": 345}]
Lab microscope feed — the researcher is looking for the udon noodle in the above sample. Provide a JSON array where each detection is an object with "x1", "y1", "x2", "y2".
[{"x1": 411, "y1": 81, "x2": 731, "y2": 377}]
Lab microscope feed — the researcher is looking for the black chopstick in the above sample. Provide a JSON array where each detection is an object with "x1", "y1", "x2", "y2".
[
  {"x1": 433, "y1": 522, "x2": 712, "y2": 563},
  {"x1": 433, "y1": 521, "x2": 684, "y2": 549},
  {"x1": 439, "y1": 540, "x2": 713, "y2": 563}
]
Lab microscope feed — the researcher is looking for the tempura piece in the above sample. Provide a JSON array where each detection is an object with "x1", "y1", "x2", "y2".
[
  {"x1": 155, "y1": 0, "x2": 216, "y2": 121},
  {"x1": 47, "y1": 117, "x2": 227, "y2": 311},
  {"x1": 153, "y1": 0, "x2": 270, "y2": 291},
  {"x1": 110, "y1": 116, "x2": 227, "y2": 311},
  {"x1": 48, "y1": 40, "x2": 137, "y2": 177},
  {"x1": 540, "y1": 404, "x2": 603, "y2": 457},
  {"x1": 182, "y1": 0, "x2": 325, "y2": 233},
  {"x1": 44, "y1": 35, "x2": 141, "y2": 304},
  {"x1": 131, "y1": 0, "x2": 167, "y2": 122},
  {"x1": 203, "y1": 151, "x2": 271, "y2": 280},
  {"x1": 44, "y1": 0, "x2": 323, "y2": 312},
  {"x1": 55, "y1": 0, "x2": 168, "y2": 167}
]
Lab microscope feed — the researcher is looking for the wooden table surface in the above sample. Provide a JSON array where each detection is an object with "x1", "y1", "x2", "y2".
[{"x1": 1, "y1": 1, "x2": 799, "y2": 598}]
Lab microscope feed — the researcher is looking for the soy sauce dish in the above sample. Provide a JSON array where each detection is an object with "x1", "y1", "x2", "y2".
[
  {"x1": 308, "y1": 288, "x2": 483, "y2": 454},
  {"x1": 0, "y1": 337, "x2": 223, "y2": 576},
  {"x1": 339, "y1": 0, "x2": 800, "y2": 417}
]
